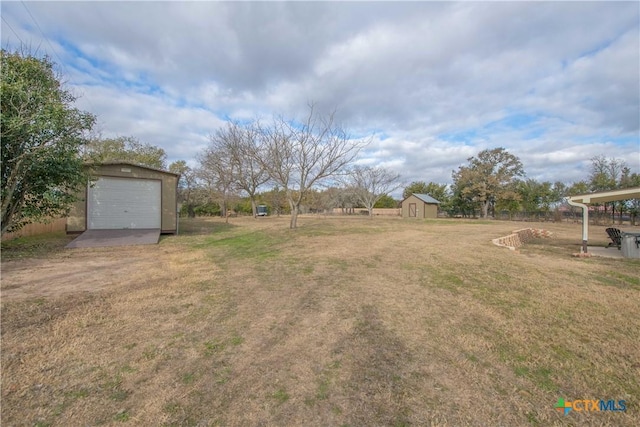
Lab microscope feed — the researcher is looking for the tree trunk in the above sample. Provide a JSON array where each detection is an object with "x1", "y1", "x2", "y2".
[
  {"x1": 289, "y1": 200, "x2": 299, "y2": 229},
  {"x1": 481, "y1": 201, "x2": 489, "y2": 218},
  {"x1": 221, "y1": 200, "x2": 229, "y2": 223},
  {"x1": 611, "y1": 202, "x2": 615, "y2": 225},
  {"x1": 250, "y1": 198, "x2": 257, "y2": 218},
  {"x1": 619, "y1": 204, "x2": 624, "y2": 225}
]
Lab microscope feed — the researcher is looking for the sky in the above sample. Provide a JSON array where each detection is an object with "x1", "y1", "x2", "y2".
[{"x1": 2, "y1": 1, "x2": 639, "y2": 192}]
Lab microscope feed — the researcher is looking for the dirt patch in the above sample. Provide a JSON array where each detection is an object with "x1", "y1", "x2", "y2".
[{"x1": 1, "y1": 246, "x2": 170, "y2": 300}]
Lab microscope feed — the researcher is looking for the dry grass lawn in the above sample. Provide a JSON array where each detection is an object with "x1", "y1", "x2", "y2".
[{"x1": 1, "y1": 216, "x2": 639, "y2": 426}]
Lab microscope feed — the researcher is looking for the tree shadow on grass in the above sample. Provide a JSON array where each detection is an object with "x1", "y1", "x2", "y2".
[{"x1": 331, "y1": 304, "x2": 415, "y2": 426}]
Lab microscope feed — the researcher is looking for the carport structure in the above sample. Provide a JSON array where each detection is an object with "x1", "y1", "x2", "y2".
[{"x1": 566, "y1": 186, "x2": 640, "y2": 253}]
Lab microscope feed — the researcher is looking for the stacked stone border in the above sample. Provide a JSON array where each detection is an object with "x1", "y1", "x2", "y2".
[{"x1": 492, "y1": 228, "x2": 554, "y2": 251}]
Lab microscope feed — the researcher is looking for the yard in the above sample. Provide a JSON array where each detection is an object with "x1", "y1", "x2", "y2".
[{"x1": 1, "y1": 216, "x2": 638, "y2": 426}]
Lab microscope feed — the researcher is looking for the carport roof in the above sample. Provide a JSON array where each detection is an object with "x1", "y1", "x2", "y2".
[
  {"x1": 566, "y1": 186, "x2": 640, "y2": 254},
  {"x1": 567, "y1": 187, "x2": 640, "y2": 204}
]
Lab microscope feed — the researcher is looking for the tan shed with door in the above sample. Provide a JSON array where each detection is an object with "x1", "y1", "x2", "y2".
[
  {"x1": 401, "y1": 193, "x2": 440, "y2": 219},
  {"x1": 67, "y1": 162, "x2": 179, "y2": 234}
]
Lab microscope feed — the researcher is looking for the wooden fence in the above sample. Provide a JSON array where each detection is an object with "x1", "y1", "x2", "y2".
[
  {"x1": 330, "y1": 208, "x2": 401, "y2": 216},
  {"x1": 2, "y1": 218, "x2": 67, "y2": 241}
]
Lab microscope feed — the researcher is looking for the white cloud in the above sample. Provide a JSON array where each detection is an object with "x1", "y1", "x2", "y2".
[
  {"x1": 2, "y1": 1, "x2": 638, "y2": 188},
  {"x1": 72, "y1": 83, "x2": 224, "y2": 164}
]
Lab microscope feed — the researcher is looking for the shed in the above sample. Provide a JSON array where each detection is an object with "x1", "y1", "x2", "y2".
[
  {"x1": 401, "y1": 193, "x2": 441, "y2": 219},
  {"x1": 67, "y1": 162, "x2": 180, "y2": 234}
]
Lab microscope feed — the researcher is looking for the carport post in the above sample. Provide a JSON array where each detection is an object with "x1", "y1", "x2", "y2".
[{"x1": 566, "y1": 197, "x2": 589, "y2": 253}]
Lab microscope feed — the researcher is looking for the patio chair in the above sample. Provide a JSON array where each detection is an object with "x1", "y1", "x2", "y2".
[{"x1": 605, "y1": 227, "x2": 622, "y2": 250}]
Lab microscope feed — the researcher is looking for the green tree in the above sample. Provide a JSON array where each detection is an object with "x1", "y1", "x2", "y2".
[
  {"x1": 423, "y1": 182, "x2": 449, "y2": 206},
  {"x1": 402, "y1": 181, "x2": 430, "y2": 199},
  {"x1": 495, "y1": 193, "x2": 521, "y2": 220},
  {"x1": 451, "y1": 147, "x2": 524, "y2": 218},
  {"x1": 551, "y1": 181, "x2": 568, "y2": 204},
  {"x1": 84, "y1": 136, "x2": 167, "y2": 169},
  {"x1": 568, "y1": 180, "x2": 589, "y2": 195},
  {"x1": 374, "y1": 194, "x2": 398, "y2": 208},
  {"x1": 448, "y1": 180, "x2": 477, "y2": 218},
  {"x1": 515, "y1": 179, "x2": 556, "y2": 220},
  {"x1": 516, "y1": 179, "x2": 540, "y2": 215},
  {"x1": 1, "y1": 50, "x2": 95, "y2": 234}
]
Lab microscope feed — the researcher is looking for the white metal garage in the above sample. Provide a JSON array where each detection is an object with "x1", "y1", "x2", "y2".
[{"x1": 87, "y1": 177, "x2": 161, "y2": 230}]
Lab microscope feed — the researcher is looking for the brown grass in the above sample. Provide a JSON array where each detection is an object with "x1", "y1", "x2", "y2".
[{"x1": 2, "y1": 216, "x2": 639, "y2": 426}]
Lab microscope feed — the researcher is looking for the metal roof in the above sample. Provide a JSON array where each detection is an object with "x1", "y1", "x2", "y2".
[
  {"x1": 84, "y1": 161, "x2": 180, "y2": 177},
  {"x1": 412, "y1": 193, "x2": 441, "y2": 204}
]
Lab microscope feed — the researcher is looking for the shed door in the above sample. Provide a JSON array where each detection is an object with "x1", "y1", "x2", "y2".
[
  {"x1": 409, "y1": 203, "x2": 417, "y2": 217},
  {"x1": 88, "y1": 177, "x2": 161, "y2": 229}
]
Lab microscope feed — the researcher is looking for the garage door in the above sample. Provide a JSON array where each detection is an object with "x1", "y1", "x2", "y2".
[{"x1": 88, "y1": 177, "x2": 161, "y2": 229}]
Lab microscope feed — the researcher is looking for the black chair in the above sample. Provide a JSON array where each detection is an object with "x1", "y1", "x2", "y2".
[{"x1": 605, "y1": 228, "x2": 622, "y2": 249}]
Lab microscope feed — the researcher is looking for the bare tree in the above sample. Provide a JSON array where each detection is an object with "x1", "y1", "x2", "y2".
[
  {"x1": 205, "y1": 122, "x2": 271, "y2": 217},
  {"x1": 197, "y1": 140, "x2": 237, "y2": 222},
  {"x1": 347, "y1": 165, "x2": 402, "y2": 217},
  {"x1": 334, "y1": 187, "x2": 359, "y2": 214},
  {"x1": 257, "y1": 104, "x2": 366, "y2": 229},
  {"x1": 316, "y1": 186, "x2": 352, "y2": 215},
  {"x1": 264, "y1": 185, "x2": 287, "y2": 217},
  {"x1": 169, "y1": 160, "x2": 197, "y2": 218}
]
